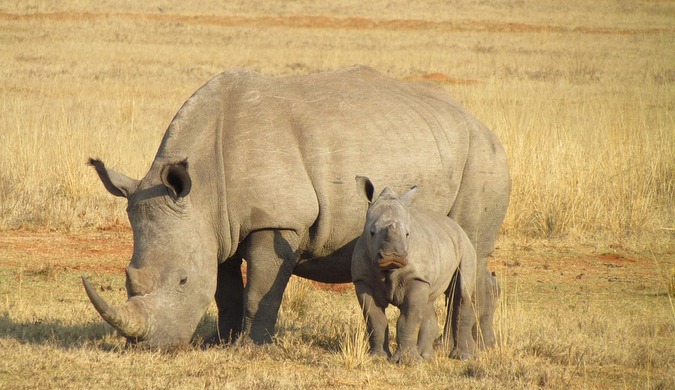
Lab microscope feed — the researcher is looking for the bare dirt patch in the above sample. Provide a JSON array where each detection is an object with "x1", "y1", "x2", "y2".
[
  {"x1": 0, "y1": 231, "x2": 353, "y2": 292},
  {"x1": 0, "y1": 230, "x2": 131, "y2": 275},
  {"x1": 489, "y1": 241, "x2": 674, "y2": 305},
  {"x1": 0, "y1": 11, "x2": 668, "y2": 36},
  {"x1": 405, "y1": 72, "x2": 480, "y2": 85},
  {"x1": 1, "y1": 231, "x2": 670, "y2": 297}
]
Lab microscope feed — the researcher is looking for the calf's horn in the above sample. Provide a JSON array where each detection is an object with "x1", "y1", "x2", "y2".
[{"x1": 82, "y1": 274, "x2": 149, "y2": 339}]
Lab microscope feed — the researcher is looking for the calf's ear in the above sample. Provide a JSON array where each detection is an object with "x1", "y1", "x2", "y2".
[
  {"x1": 161, "y1": 160, "x2": 192, "y2": 200},
  {"x1": 399, "y1": 185, "x2": 418, "y2": 206},
  {"x1": 88, "y1": 158, "x2": 139, "y2": 198},
  {"x1": 355, "y1": 175, "x2": 375, "y2": 203}
]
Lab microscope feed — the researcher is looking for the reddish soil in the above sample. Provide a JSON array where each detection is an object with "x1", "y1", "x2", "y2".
[
  {"x1": 0, "y1": 11, "x2": 668, "y2": 36},
  {"x1": 0, "y1": 230, "x2": 354, "y2": 292},
  {"x1": 1, "y1": 231, "x2": 671, "y2": 297},
  {"x1": 406, "y1": 73, "x2": 480, "y2": 85}
]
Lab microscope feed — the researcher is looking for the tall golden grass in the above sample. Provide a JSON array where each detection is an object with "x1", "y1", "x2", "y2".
[{"x1": 0, "y1": 1, "x2": 672, "y2": 246}]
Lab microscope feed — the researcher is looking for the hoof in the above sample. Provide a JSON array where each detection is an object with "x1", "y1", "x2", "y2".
[
  {"x1": 449, "y1": 348, "x2": 473, "y2": 361},
  {"x1": 391, "y1": 350, "x2": 424, "y2": 365},
  {"x1": 368, "y1": 349, "x2": 390, "y2": 359},
  {"x1": 201, "y1": 333, "x2": 225, "y2": 349},
  {"x1": 420, "y1": 351, "x2": 435, "y2": 360}
]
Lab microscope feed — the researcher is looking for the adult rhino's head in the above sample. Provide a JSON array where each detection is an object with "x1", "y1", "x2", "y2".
[
  {"x1": 355, "y1": 176, "x2": 418, "y2": 270},
  {"x1": 83, "y1": 158, "x2": 218, "y2": 349}
]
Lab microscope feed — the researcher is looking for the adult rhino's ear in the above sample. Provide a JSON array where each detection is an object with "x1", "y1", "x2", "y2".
[
  {"x1": 161, "y1": 160, "x2": 191, "y2": 200},
  {"x1": 355, "y1": 175, "x2": 375, "y2": 204},
  {"x1": 88, "y1": 158, "x2": 139, "y2": 198},
  {"x1": 399, "y1": 185, "x2": 418, "y2": 206}
]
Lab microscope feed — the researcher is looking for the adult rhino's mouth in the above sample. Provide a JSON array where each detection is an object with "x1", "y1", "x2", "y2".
[
  {"x1": 378, "y1": 254, "x2": 408, "y2": 270},
  {"x1": 83, "y1": 274, "x2": 200, "y2": 350}
]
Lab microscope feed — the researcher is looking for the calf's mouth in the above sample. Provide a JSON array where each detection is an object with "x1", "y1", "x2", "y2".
[{"x1": 378, "y1": 254, "x2": 408, "y2": 270}]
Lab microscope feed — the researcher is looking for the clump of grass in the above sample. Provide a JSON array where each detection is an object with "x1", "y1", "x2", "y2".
[{"x1": 337, "y1": 316, "x2": 371, "y2": 369}]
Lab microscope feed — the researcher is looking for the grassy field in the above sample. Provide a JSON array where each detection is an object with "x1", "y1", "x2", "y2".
[{"x1": 0, "y1": 1, "x2": 674, "y2": 388}]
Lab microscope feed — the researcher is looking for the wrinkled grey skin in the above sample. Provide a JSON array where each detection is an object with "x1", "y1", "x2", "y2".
[
  {"x1": 83, "y1": 65, "x2": 510, "y2": 350},
  {"x1": 351, "y1": 177, "x2": 478, "y2": 362}
]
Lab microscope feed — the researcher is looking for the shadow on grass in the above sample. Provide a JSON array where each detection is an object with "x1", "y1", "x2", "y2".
[
  {"x1": 0, "y1": 312, "x2": 113, "y2": 348},
  {"x1": 0, "y1": 312, "x2": 219, "y2": 351}
]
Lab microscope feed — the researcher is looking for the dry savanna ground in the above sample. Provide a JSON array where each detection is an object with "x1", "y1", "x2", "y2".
[{"x1": 0, "y1": 1, "x2": 674, "y2": 388}]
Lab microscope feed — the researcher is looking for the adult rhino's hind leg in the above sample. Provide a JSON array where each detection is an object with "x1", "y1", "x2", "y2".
[
  {"x1": 474, "y1": 271, "x2": 500, "y2": 349},
  {"x1": 448, "y1": 127, "x2": 510, "y2": 350},
  {"x1": 241, "y1": 229, "x2": 299, "y2": 344},
  {"x1": 213, "y1": 257, "x2": 244, "y2": 344}
]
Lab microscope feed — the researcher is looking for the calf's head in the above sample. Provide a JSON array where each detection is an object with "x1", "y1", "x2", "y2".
[
  {"x1": 355, "y1": 176, "x2": 418, "y2": 270},
  {"x1": 83, "y1": 158, "x2": 217, "y2": 349}
]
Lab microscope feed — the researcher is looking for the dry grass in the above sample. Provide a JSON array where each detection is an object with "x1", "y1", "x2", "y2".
[
  {"x1": 0, "y1": 0, "x2": 674, "y2": 388},
  {"x1": 0, "y1": 1, "x2": 672, "y2": 243},
  {"x1": 1, "y1": 233, "x2": 673, "y2": 388}
]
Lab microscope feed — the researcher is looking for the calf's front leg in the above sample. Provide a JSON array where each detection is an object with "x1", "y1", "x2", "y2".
[
  {"x1": 391, "y1": 280, "x2": 430, "y2": 364},
  {"x1": 354, "y1": 281, "x2": 391, "y2": 357},
  {"x1": 416, "y1": 301, "x2": 438, "y2": 359}
]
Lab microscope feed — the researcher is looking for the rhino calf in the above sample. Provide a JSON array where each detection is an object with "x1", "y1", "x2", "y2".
[{"x1": 351, "y1": 176, "x2": 478, "y2": 362}]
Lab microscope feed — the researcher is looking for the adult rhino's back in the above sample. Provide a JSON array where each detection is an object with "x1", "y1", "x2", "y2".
[{"x1": 169, "y1": 66, "x2": 483, "y2": 262}]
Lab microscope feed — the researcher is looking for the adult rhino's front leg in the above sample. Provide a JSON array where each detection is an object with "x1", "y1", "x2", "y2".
[
  {"x1": 241, "y1": 229, "x2": 299, "y2": 344},
  {"x1": 213, "y1": 257, "x2": 244, "y2": 343}
]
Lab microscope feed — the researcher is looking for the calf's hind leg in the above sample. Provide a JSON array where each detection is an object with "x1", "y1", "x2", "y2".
[{"x1": 451, "y1": 280, "x2": 477, "y2": 360}]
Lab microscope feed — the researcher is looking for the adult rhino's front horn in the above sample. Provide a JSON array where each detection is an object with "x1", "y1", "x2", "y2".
[{"x1": 82, "y1": 274, "x2": 150, "y2": 342}]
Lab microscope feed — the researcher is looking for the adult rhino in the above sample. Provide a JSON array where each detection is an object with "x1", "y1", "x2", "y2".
[{"x1": 83, "y1": 65, "x2": 510, "y2": 350}]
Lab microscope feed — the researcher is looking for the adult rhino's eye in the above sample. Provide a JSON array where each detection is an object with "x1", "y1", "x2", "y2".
[{"x1": 179, "y1": 276, "x2": 188, "y2": 286}]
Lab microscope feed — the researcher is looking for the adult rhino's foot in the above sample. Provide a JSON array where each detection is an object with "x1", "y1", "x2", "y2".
[
  {"x1": 449, "y1": 347, "x2": 474, "y2": 361},
  {"x1": 201, "y1": 330, "x2": 240, "y2": 349},
  {"x1": 368, "y1": 348, "x2": 390, "y2": 359},
  {"x1": 246, "y1": 327, "x2": 275, "y2": 345},
  {"x1": 420, "y1": 350, "x2": 435, "y2": 360},
  {"x1": 390, "y1": 348, "x2": 423, "y2": 365}
]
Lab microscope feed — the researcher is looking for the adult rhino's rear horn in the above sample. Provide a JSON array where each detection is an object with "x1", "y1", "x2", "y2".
[{"x1": 82, "y1": 274, "x2": 149, "y2": 340}]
